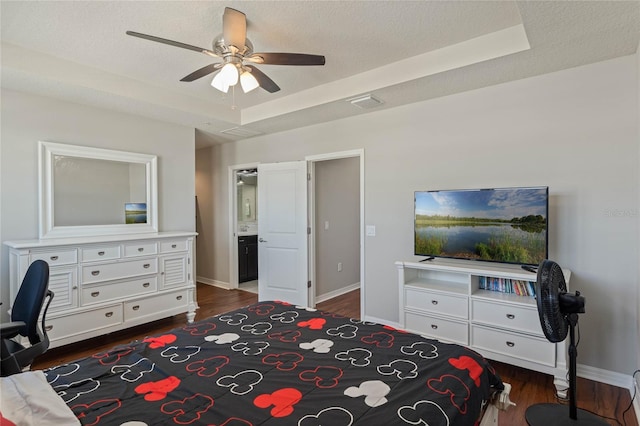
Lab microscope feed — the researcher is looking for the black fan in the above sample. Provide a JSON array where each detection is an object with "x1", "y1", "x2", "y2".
[
  {"x1": 525, "y1": 260, "x2": 606, "y2": 425},
  {"x1": 126, "y1": 7, "x2": 325, "y2": 93}
]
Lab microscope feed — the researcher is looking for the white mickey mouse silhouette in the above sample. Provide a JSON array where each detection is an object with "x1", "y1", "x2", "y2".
[
  {"x1": 204, "y1": 332, "x2": 240, "y2": 344},
  {"x1": 299, "y1": 339, "x2": 334, "y2": 353},
  {"x1": 344, "y1": 380, "x2": 391, "y2": 407}
]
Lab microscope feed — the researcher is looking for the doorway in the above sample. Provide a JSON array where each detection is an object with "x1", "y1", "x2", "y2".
[{"x1": 228, "y1": 150, "x2": 364, "y2": 317}]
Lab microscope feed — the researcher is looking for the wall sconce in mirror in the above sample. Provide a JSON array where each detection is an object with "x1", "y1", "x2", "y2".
[{"x1": 39, "y1": 141, "x2": 158, "y2": 239}]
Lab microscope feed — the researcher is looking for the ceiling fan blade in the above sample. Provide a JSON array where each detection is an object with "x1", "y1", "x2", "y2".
[
  {"x1": 126, "y1": 31, "x2": 219, "y2": 58},
  {"x1": 223, "y1": 7, "x2": 246, "y2": 52},
  {"x1": 180, "y1": 63, "x2": 222, "y2": 82},
  {"x1": 247, "y1": 52, "x2": 325, "y2": 66},
  {"x1": 245, "y1": 65, "x2": 280, "y2": 93}
]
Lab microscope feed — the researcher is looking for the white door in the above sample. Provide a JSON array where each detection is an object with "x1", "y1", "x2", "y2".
[{"x1": 257, "y1": 161, "x2": 309, "y2": 306}]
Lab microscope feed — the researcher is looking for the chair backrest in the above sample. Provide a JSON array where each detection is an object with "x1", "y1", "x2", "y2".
[{"x1": 11, "y1": 260, "x2": 50, "y2": 341}]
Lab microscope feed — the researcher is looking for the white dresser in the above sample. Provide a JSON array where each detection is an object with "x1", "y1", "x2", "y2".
[
  {"x1": 5, "y1": 232, "x2": 197, "y2": 348},
  {"x1": 397, "y1": 259, "x2": 570, "y2": 396}
]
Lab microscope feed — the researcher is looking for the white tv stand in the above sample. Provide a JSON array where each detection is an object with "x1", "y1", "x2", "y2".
[{"x1": 396, "y1": 258, "x2": 570, "y2": 397}]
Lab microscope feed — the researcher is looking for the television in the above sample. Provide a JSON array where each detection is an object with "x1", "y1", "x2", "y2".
[{"x1": 414, "y1": 186, "x2": 548, "y2": 266}]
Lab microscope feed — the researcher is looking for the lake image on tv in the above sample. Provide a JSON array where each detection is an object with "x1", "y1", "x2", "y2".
[{"x1": 415, "y1": 188, "x2": 547, "y2": 264}]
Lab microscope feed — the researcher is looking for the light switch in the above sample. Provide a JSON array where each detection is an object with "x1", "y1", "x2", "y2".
[
  {"x1": 325, "y1": 221, "x2": 329, "y2": 230},
  {"x1": 366, "y1": 225, "x2": 376, "y2": 236}
]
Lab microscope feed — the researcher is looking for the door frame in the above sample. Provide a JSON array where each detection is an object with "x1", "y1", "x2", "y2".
[
  {"x1": 306, "y1": 149, "x2": 365, "y2": 318},
  {"x1": 228, "y1": 162, "x2": 259, "y2": 290}
]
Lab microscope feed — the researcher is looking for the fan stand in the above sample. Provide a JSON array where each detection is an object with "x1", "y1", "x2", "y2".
[{"x1": 525, "y1": 314, "x2": 607, "y2": 425}]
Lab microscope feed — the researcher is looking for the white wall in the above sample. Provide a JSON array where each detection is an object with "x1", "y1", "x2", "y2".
[
  {"x1": 200, "y1": 55, "x2": 639, "y2": 377},
  {"x1": 0, "y1": 89, "x2": 196, "y2": 317}
]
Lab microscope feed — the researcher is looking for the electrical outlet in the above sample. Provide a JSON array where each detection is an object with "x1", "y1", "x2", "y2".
[{"x1": 337, "y1": 262, "x2": 343, "y2": 272}]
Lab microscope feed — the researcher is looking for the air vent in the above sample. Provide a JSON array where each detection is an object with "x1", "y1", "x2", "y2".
[
  {"x1": 348, "y1": 94, "x2": 384, "y2": 109},
  {"x1": 220, "y1": 127, "x2": 263, "y2": 137}
]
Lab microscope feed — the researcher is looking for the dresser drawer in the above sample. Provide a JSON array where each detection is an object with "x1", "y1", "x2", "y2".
[
  {"x1": 82, "y1": 276, "x2": 158, "y2": 305},
  {"x1": 82, "y1": 258, "x2": 158, "y2": 284},
  {"x1": 160, "y1": 240, "x2": 188, "y2": 253},
  {"x1": 81, "y1": 245, "x2": 121, "y2": 262},
  {"x1": 471, "y1": 299, "x2": 542, "y2": 336},
  {"x1": 471, "y1": 325, "x2": 555, "y2": 366},
  {"x1": 405, "y1": 311, "x2": 468, "y2": 345},
  {"x1": 30, "y1": 249, "x2": 77, "y2": 266},
  {"x1": 405, "y1": 288, "x2": 468, "y2": 319},
  {"x1": 124, "y1": 242, "x2": 158, "y2": 258},
  {"x1": 46, "y1": 304, "x2": 123, "y2": 342},
  {"x1": 124, "y1": 290, "x2": 189, "y2": 321}
]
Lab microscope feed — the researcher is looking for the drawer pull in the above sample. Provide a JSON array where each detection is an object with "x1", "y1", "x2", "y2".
[
  {"x1": 72, "y1": 286, "x2": 78, "y2": 290},
  {"x1": 506, "y1": 341, "x2": 515, "y2": 347},
  {"x1": 132, "y1": 305, "x2": 140, "y2": 311},
  {"x1": 138, "y1": 247, "x2": 144, "y2": 252},
  {"x1": 105, "y1": 312, "x2": 114, "y2": 318},
  {"x1": 176, "y1": 295, "x2": 183, "y2": 300},
  {"x1": 91, "y1": 270, "x2": 100, "y2": 276},
  {"x1": 431, "y1": 300, "x2": 438, "y2": 305},
  {"x1": 143, "y1": 263, "x2": 151, "y2": 269},
  {"x1": 98, "y1": 251, "x2": 105, "y2": 256},
  {"x1": 142, "y1": 282, "x2": 150, "y2": 288},
  {"x1": 506, "y1": 314, "x2": 515, "y2": 319},
  {"x1": 171, "y1": 244, "x2": 177, "y2": 248},
  {"x1": 44, "y1": 325, "x2": 53, "y2": 332},
  {"x1": 91, "y1": 291, "x2": 100, "y2": 297},
  {"x1": 431, "y1": 324, "x2": 438, "y2": 330},
  {"x1": 50, "y1": 255, "x2": 59, "y2": 261}
]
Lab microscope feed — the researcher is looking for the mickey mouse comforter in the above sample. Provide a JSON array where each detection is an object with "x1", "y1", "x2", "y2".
[{"x1": 44, "y1": 301, "x2": 503, "y2": 425}]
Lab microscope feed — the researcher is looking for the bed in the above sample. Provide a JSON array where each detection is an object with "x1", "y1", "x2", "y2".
[{"x1": 5, "y1": 301, "x2": 513, "y2": 425}]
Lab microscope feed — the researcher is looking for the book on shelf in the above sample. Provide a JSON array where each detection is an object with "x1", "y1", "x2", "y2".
[{"x1": 478, "y1": 276, "x2": 536, "y2": 297}]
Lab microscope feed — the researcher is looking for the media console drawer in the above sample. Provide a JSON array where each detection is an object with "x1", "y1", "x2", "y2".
[
  {"x1": 471, "y1": 299, "x2": 542, "y2": 336},
  {"x1": 471, "y1": 325, "x2": 554, "y2": 366},
  {"x1": 405, "y1": 287, "x2": 468, "y2": 319},
  {"x1": 404, "y1": 311, "x2": 468, "y2": 345}
]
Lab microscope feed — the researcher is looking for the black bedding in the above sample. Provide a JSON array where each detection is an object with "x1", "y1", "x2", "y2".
[{"x1": 44, "y1": 301, "x2": 503, "y2": 425}]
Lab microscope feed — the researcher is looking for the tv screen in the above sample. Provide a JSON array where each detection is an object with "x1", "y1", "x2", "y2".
[{"x1": 414, "y1": 186, "x2": 548, "y2": 266}]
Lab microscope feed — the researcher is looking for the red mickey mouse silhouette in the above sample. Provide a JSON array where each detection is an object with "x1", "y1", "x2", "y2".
[
  {"x1": 253, "y1": 388, "x2": 302, "y2": 418},
  {"x1": 297, "y1": 317, "x2": 326, "y2": 330},
  {"x1": 144, "y1": 334, "x2": 177, "y2": 349},
  {"x1": 448, "y1": 356, "x2": 483, "y2": 387},
  {"x1": 134, "y1": 376, "x2": 181, "y2": 401}
]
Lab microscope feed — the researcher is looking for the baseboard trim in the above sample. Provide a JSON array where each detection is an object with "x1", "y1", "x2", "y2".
[
  {"x1": 577, "y1": 364, "x2": 635, "y2": 390},
  {"x1": 197, "y1": 276, "x2": 231, "y2": 289},
  {"x1": 315, "y1": 282, "x2": 360, "y2": 304}
]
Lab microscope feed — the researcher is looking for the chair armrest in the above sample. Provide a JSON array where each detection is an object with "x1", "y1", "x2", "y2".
[{"x1": 0, "y1": 321, "x2": 26, "y2": 340}]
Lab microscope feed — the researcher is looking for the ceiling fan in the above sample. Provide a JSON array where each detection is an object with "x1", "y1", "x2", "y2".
[{"x1": 126, "y1": 7, "x2": 325, "y2": 94}]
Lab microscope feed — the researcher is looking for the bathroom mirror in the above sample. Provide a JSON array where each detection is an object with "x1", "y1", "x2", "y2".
[
  {"x1": 236, "y1": 169, "x2": 257, "y2": 223},
  {"x1": 38, "y1": 141, "x2": 158, "y2": 239}
]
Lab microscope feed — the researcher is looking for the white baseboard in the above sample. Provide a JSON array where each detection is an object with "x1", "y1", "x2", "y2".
[
  {"x1": 577, "y1": 363, "x2": 635, "y2": 390},
  {"x1": 315, "y1": 282, "x2": 360, "y2": 304},
  {"x1": 196, "y1": 276, "x2": 231, "y2": 289}
]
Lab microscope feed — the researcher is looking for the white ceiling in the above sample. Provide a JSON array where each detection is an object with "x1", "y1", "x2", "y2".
[{"x1": 2, "y1": 1, "x2": 639, "y2": 148}]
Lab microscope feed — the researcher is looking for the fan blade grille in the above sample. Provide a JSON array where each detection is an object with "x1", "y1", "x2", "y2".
[
  {"x1": 248, "y1": 53, "x2": 325, "y2": 66},
  {"x1": 536, "y1": 260, "x2": 569, "y2": 343}
]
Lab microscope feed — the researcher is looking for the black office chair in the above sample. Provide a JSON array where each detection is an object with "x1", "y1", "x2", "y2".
[{"x1": 1, "y1": 259, "x2": 54, "y2": 376}]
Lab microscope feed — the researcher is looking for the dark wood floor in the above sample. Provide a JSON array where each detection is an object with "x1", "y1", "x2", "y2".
[{"x1": 33, "y1": 283, "x2": 637, "y2": 426}]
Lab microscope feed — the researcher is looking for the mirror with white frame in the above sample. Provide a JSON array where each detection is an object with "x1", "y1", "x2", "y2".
[{"x1": 39, "y1": 141, "x2": 158, "y2": 239}]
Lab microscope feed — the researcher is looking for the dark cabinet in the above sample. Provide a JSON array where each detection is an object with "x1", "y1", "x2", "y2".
[{"x1": 238, "y1": 235, "x2": 258, "y2": 283}]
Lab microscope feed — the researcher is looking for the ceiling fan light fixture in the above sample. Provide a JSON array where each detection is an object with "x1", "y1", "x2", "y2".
[
  {"x1": 211, "y1": 63, "x2": 239, "y2": 92},
  {"x1": 240, "y1": 70, "x2": 259, "y2": 93}
]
